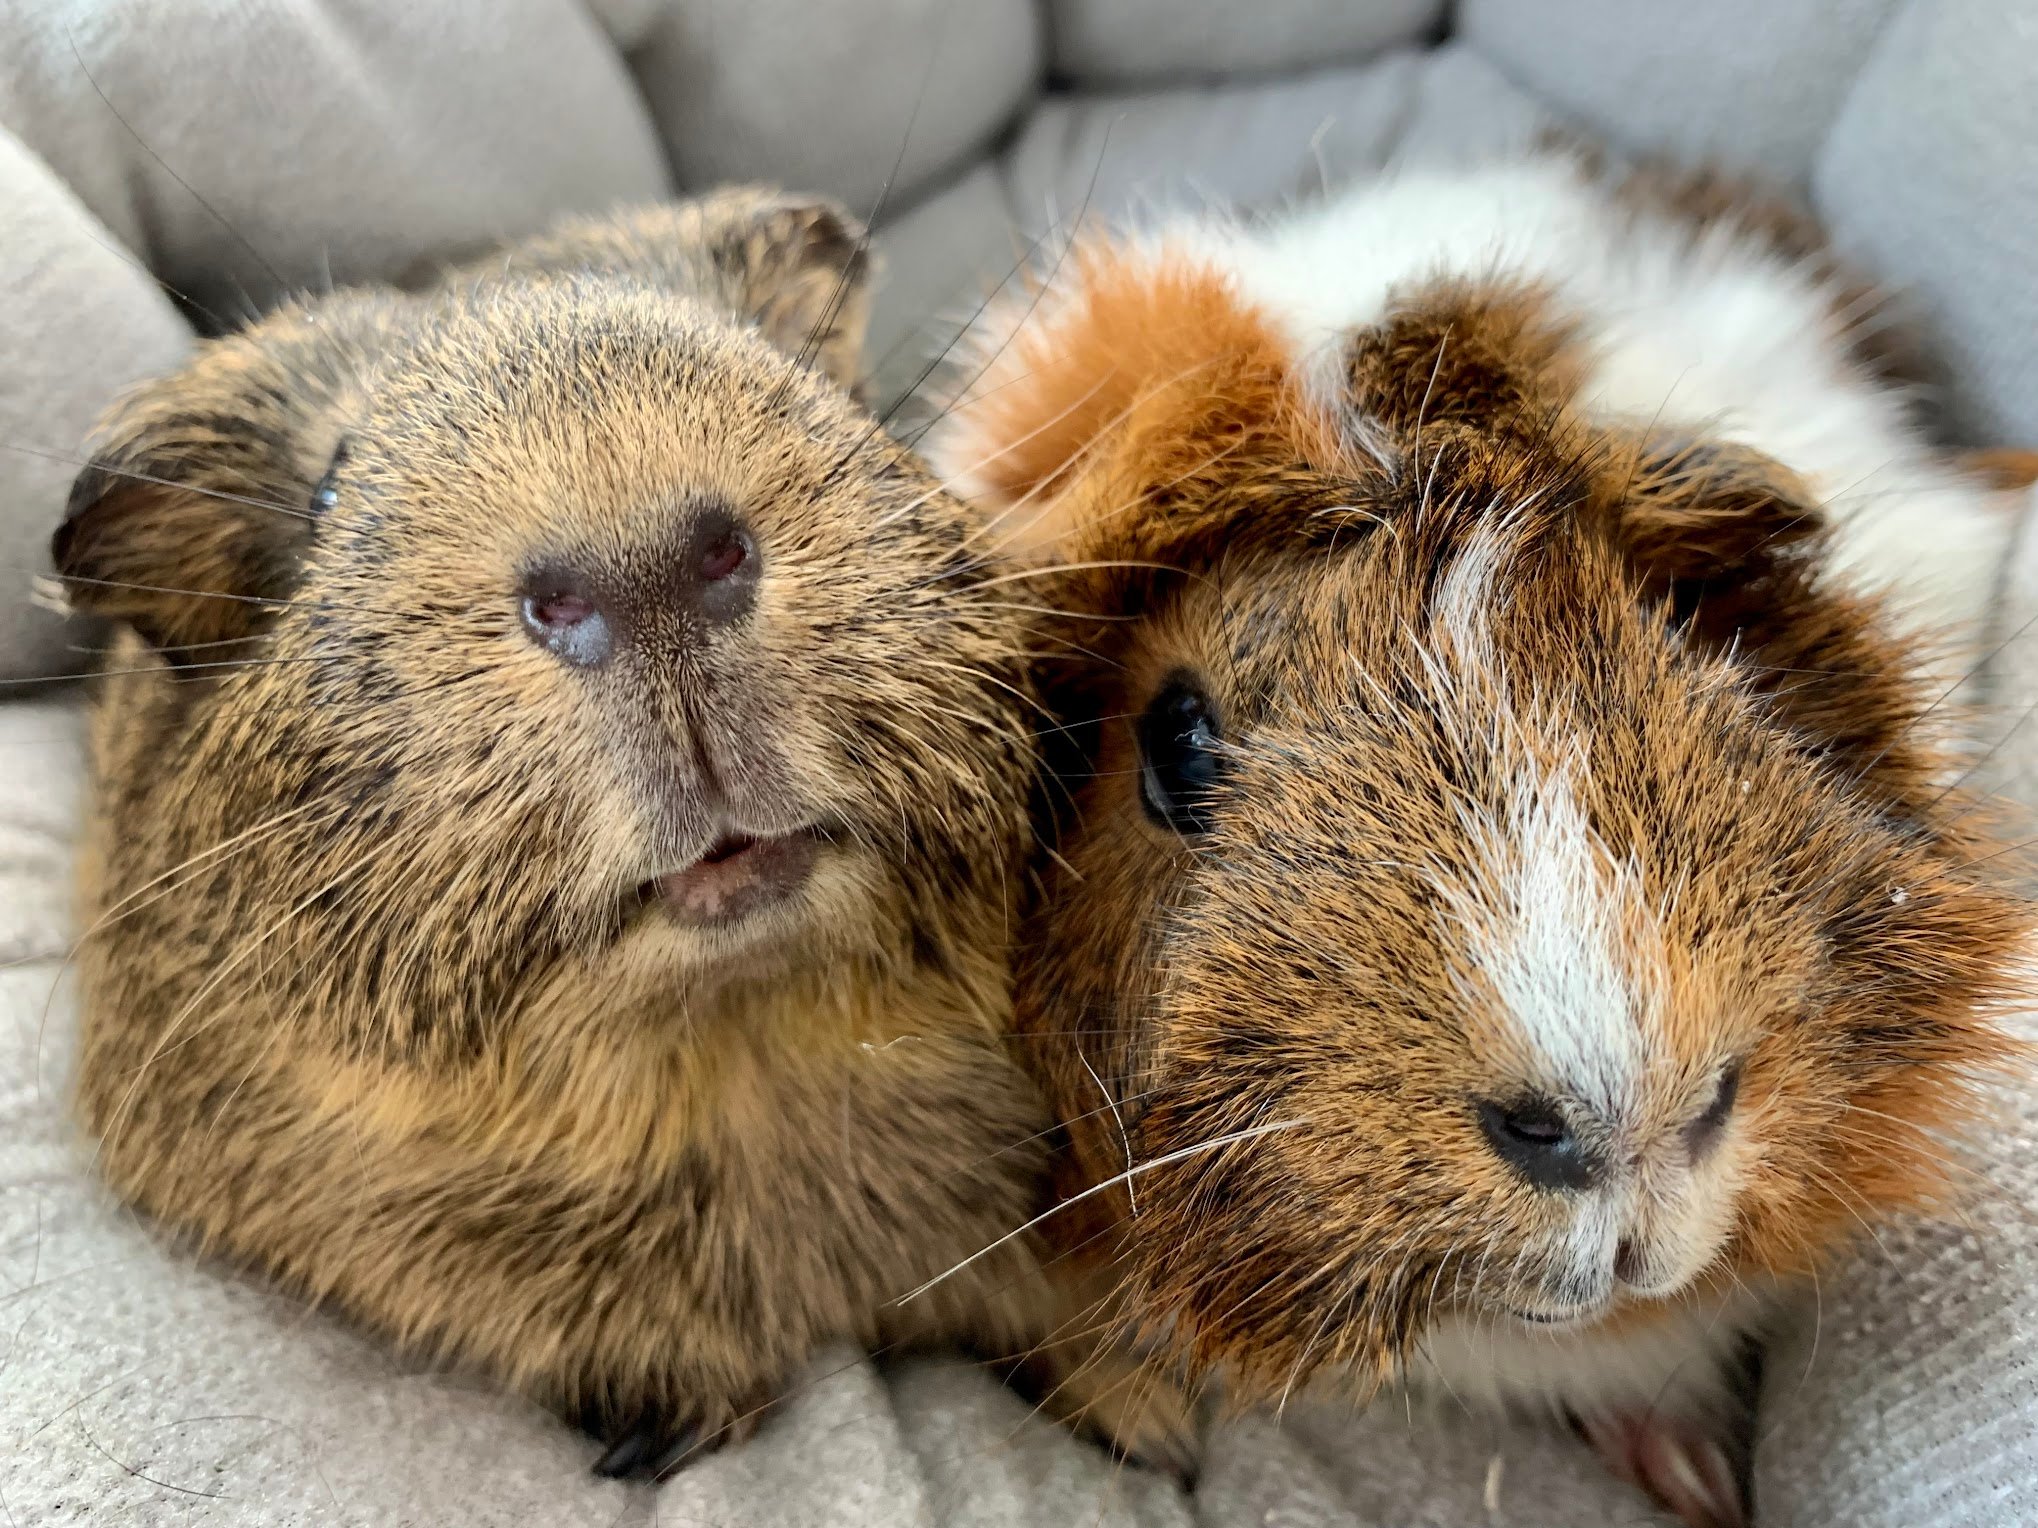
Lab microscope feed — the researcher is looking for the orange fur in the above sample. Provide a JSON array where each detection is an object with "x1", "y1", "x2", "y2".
[
  {"x1": 1960, "y1": 447, "x2": 2038, "y2": 494},
  {"x1": 945, "y1": 248, "x2": 1330, "y2": 562}
]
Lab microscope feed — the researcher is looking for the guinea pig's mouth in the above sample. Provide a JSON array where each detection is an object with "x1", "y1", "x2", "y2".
[
  {"x1": 637, "y1": 827, "x2": 822, "y2": 929},
  {"x1": 1507, "y1": 1301, "x2": 1609, "y2": 1331}
]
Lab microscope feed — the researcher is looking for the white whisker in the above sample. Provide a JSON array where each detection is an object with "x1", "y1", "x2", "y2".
[{"x1": 891, "y1": 1118, "x2": 1308, "y2": 1305}]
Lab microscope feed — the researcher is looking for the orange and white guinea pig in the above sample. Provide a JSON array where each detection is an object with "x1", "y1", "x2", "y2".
[{"x1": 922, "y1": 151, "x2": 2035, "y2": 1527}]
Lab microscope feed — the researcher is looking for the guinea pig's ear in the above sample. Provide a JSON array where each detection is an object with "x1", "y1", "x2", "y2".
[
  {"x1": 51, "y1": 306, "x2": 372, "y2": 664},
  {"x1": 1606, "y1": 435, "x2": 1825, "y2": 628},
  {"x1": 1608, "y1": 434, "x2": 1962, "y2": 806},
  {"x1": 923, "y1": 243, "x2": 1320, "y2": 563},
  {"x1": 501, "y1": 190, "x2": 876, "y2": 388},
  {"x1": 705, "y1": 190, "x2": 875, "y2": 389}
]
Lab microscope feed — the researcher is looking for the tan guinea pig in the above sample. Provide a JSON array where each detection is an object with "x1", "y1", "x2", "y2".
[
  {"x1": 50, "y1": 188, "x2": 1193, "y2": 1480},
  {"x1": 922, "y1": 153, "x2": 2034, "y2": 1527}
]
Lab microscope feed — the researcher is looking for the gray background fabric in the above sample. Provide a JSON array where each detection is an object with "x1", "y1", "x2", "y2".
[{"x1": 0, "y1": 1, "x2": 2034, "y2": 1523}]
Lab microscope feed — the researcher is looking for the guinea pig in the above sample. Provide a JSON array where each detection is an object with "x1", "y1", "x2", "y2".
[
  {"x1": 49, "y1": 188, "x2": 1192, "y2": 1479},
  {"x1": 921, "y1": 152, "x2": 2033, "y2": 1526}
]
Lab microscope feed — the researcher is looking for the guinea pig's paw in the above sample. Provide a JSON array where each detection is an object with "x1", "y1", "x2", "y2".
[
  {"x1": 1576, "y1": 1411, "x2": 1747, "y2": 1528},
  {"x1": 584, "y1": 1386, "x2": 780, "y2": 1481}
]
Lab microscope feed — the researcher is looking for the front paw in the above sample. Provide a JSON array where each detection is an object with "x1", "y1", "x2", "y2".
[
  {"x1": 1576, "y1": 1410, "x2": 1747, "y2": 1528},
  {"x1": 579, "y1": 1386, "x2": 780, "y2": 1481}
]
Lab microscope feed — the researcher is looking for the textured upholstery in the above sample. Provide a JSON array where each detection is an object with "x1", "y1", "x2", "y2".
[{"x1": 0, "y1": 2, "x2": 2033, "y2": 1523}]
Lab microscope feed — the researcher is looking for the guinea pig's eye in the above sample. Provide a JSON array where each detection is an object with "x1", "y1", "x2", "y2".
[
  {"x1": 310, "y1": 441, "x2": 348, "y2": 514},
  {"x1": 1138, "y1": 677, "x2": 1225, "y2": 837}
]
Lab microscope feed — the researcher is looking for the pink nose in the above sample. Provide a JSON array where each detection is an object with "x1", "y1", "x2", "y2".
[{"x1": 517, "y1": 504, "x2": 762, "y2": 670}]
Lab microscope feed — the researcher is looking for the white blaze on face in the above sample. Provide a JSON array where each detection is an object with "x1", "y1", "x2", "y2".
[
  {"x1": 1476, "y1": 767, "x2": 1653, "y2": 1116},
  {"x1": 1430, "y1": 528, "x2": 1660, "y2": 1116},
  {"x1": 1426, "y1": 536, "x2": 1748, "y2": 1324}
]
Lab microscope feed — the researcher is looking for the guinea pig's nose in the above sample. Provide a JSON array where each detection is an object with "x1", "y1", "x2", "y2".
[
  {"x1": 520, "y1": 571, "x2": 613, "y2": 669},
  {"x1": 671, "y1": 504, "x2": 759, "y2": 629},
  {"x1": 1476, "y1": 1095, "x2": 1604, "y2": 1192},
  {"x1": 1614, "y1": 1238, "x2": 1646, "y2": 1285},
  {"x1": 1681, "y1": 1060, "x2": 1743, "y2": 1162}
]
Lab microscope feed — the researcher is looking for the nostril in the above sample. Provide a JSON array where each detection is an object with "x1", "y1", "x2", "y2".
[
  {"x1": 698, "y1": 530, "x2": 750, "y2": 583},
  {"x1": 1477, "y1": 1095, "x2": 1602, "y2": 1192},
  {"x1": 528, "y1": 592, "x2": 596, "y2": 628},
  {"x1": 1614, "y1": 1239, "x2": 1644, "y2": 1285},
  {"x1": 679, "y1": 505, "x2": 760, "y2": 627},
  {"x1": 519, "y1": 574, "x2": 612, "y2": 669},
  {"x1": 1684, "y1": 1060, "x2": 1744, "y2": 1159}
]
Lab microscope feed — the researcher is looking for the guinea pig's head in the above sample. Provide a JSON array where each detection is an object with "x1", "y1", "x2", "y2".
[
  {"x1": 927, "y1": 254, "x2": 2032, "y2": 1398},
  {"x1": 55, "y1": 190, "x2": 1032, "y2": 1060}
]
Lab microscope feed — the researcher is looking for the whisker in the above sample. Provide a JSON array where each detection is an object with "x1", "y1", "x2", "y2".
[
  {"x1": 900, "y1": 118, "x2": 1117, "y2": 457},
  {"x1": 20, "y1": 567, "x2": 390, "y2": 617},
  {"x1": 1077, "y1": 1051, "x2": 1137, "y2": 1215},
  {"x1": 2, "y1": 444, "x2": 313, "y2": 520},
  {"x1": 0, "y1": 654, "x2": 336, "y2": 688},
  {"x1": 65, "y1": 26, "x2": 289, "y2": 293},
  {"x1": 960, "y1": 559, "x2": 1189, "y2": 591},
  {"x1": 892, "y1": 1118, "x2": 1309, "y2": 1305}
]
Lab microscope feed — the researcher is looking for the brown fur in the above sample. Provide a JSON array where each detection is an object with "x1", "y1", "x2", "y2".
[
  {"x1": 54, "y1": 189, "x2": 1190, "y2": 1468},
  {"x1": 935, "y1": 219, "x2": 2032, "y2": 1426},
  {"x1": 1960, "y1": 447, "x2": 2038, "y2": 493}
]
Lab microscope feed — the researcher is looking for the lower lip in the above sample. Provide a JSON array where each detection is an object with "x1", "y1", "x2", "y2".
[
  {"x1": 643, "y1": 830, "x2": 820, "y2": 928},
  {"x1": 1510, "y1": 1305, "x2": 1605, "y2": 1329}
]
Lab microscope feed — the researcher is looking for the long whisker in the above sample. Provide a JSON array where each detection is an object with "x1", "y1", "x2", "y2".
[
  {"x1": 865, "y1": 225, "x2": 1061, "y2": 435},
  {"x1": 21, "y1": 567, "x2": 386, "y2": 618},
  {"x1": 1077, "y1": 1051, "x2": 1137, "y2": 1215},
  {"x1": 891, "y1": 1118, "x2": 1309, "y2": 1305},
  {"x1": 66, "y1": 27, "x2": 288, "y2": 292},
  {"x1": 870, "y1": 367, "x2": 1124, "y2": 534},
  {"x1": 90, "y1": 838, "x2": 392, "y2": 1166},
  {"x1": 960, "y1": 558, "x2": 1189, "y2": 591},
  {"x1": 2, "y1": 444, "x2": 313, "y2": 520},
  {"x1": 963, "y1": 355, "x2": 1243, "y2": 555},
  {"x1": 900, "y1": 118, "x2": 1118, "y2": 457},
  {"x1": 779, "y1": 0, "x2": 957, "y2": 396},
  {"x1": 33, "y1": 801, "x2": 335, "y2": 1093},
  {"x1": 0, "y1": 654, "x2": 336, "y2": 688}
]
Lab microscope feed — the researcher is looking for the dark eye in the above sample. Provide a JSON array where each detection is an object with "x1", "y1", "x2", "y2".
[
  {"x1": 1137, "y1": 677, "x2": 1224, "y2": 836},
  {"x1": 310, "y1": 441, "x2": 347, "y2": 514}
]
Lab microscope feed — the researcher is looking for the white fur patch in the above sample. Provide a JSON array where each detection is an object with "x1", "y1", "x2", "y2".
[
  {"x1": 1406, "y1": 1280, "x2": 1766, "y2": 1423},
  {"x1": 1432, "y1": 516, "x2": 1510, "y2": 666},
  {"x1": 1466, "y1": 766, "x2": 1652, "y2": 1117}
]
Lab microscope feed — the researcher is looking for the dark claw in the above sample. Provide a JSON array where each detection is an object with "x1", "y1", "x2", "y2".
[
  {"x1": 646, "y1": 1423, "x2": 705, "y2": 1481},
  {"x1": 587, "y1": 1407, "x2": 716, "y2": 1481},
  {"x1": 591, "y1": 1412, "x2": 661, "y2": 1478}
]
